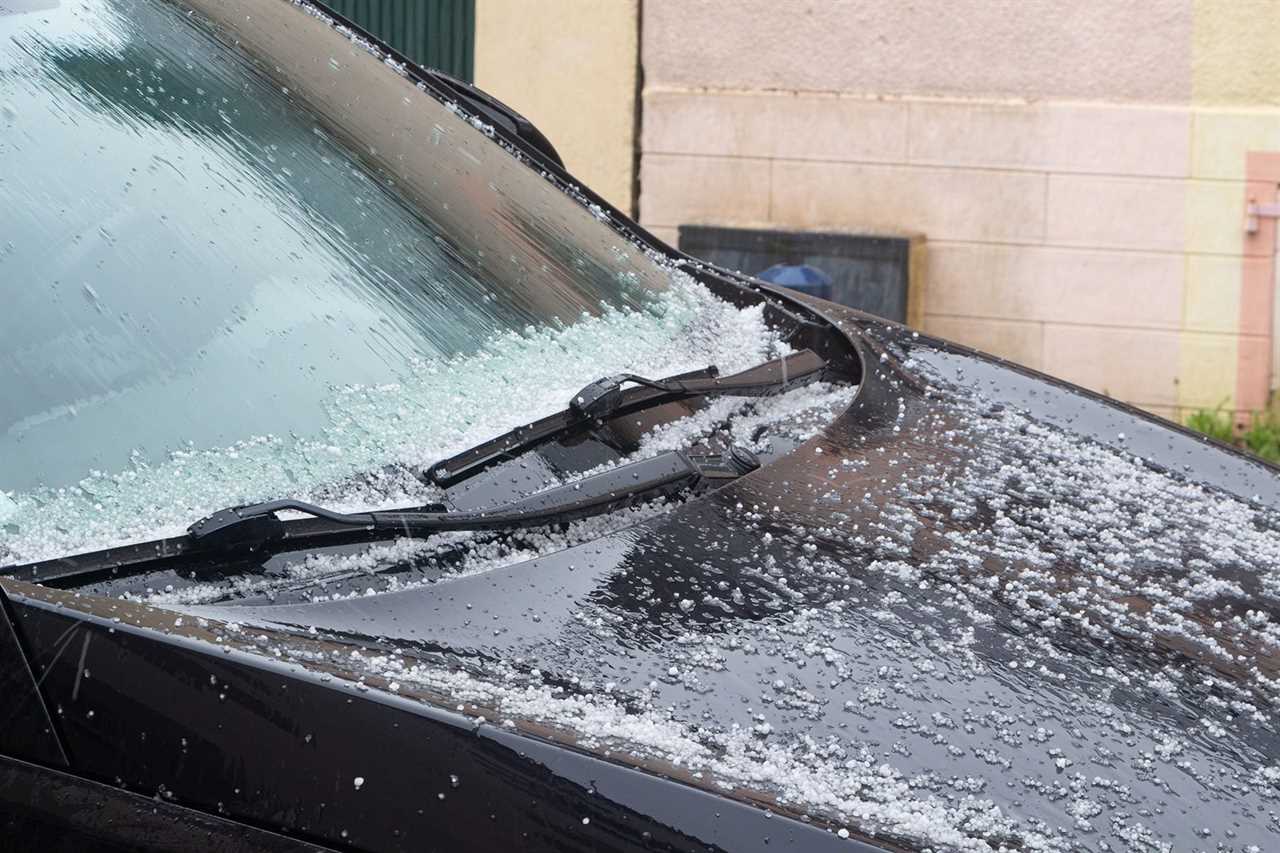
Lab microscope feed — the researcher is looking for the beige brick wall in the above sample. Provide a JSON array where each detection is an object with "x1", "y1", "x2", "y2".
[
  {"x1": 638, "y1": 90, "x2": 1205, "y2": 416},
  {"x1": 632, "y1": 3, "x2": 1280, "y2": 421}
]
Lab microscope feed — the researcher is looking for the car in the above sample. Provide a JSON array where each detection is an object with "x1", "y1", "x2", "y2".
[{"x1": 2, "y1": 1, "x2": 1278, "y2": 851}]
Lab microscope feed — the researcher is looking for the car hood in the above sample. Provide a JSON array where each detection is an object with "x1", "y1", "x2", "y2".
[
  {"x1": 160, "y1": 297, "x2": 1277, "y2": 851},
  {"x1": 7, "y1": 297, "x2": 1280, "y2": 852}
]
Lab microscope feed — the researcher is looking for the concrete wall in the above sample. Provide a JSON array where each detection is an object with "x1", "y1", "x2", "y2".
[
  {"x1": 474, "y1": 0, "x2": 638, "y2": 214},
  {"x1": 644, "y1": 0, "x2": 1192, "y2": 103},
  {"x1": 638, "y1": 0, "x2": 1280, "y2": 422}
]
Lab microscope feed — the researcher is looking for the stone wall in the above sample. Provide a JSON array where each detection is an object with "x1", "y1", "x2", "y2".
[{"x1": 638, "y1": 0, "x2": 1280, "y2": 421}]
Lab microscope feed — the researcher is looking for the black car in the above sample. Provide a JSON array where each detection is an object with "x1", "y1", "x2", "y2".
[{"x1": 2, "y1": 2, "x2": 1278, "y2": 852}]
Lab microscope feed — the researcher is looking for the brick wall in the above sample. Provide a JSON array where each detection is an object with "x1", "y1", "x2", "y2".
[{"x1": 636, "y1": 1, "x2": 1280, "y2": 422}]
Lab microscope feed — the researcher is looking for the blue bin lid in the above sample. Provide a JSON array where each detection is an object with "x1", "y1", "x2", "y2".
[{"x1": 756, "y1": 263, "x2": 833, "y2": 288}]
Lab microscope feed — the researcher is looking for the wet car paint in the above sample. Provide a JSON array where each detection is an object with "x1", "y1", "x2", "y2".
[
  {"x1": 5, "y1": 293, "x2": 1280, "y2": 851},
  {"x1": 0, "y1": 753, "x2": 335, "y2": 853},
  {"x1": 2, "y1": 578, "x2": 876, "y2": 853}
]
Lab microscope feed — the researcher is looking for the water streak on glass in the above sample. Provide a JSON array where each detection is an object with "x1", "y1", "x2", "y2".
[{"x1": 0, "y1": 0, "x2": 682, "y2": 551}]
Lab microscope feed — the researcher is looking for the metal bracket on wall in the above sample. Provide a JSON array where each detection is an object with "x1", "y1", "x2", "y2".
[{"x1": 1246, "y1": 197, "x2": 1280, "y2": 234}]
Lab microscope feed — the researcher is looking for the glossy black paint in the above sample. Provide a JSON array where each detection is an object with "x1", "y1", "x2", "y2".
[
  {"x1": 0, "y1": 586, "x2": 66, "y2": 768},
  {"x1": 6, "y1": 284, "x2": 1280, "y2": 851},
  {"x1": 0, "y1": 753, "x2": 333, "y2": 852},
  {"x1": 171, "y1": 302, "x2": 1280, "y2": 850},
  {"x1": 7, "y1": 295, "x2": 1280, "y2": 850},
  {"x1": 3, "y1": 586, "x2": 874, "y2": 853}
]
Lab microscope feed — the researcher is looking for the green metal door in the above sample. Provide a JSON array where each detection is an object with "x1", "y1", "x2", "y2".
[{"x1": 319, "y1": 0, "x2": 475, "y2": 82}]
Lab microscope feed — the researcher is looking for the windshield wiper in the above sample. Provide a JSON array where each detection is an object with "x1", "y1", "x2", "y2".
[
  {"x1": 2, "y1": 447, "x2": 760, "y2": 588},
  {"x1": 1, "y1": 349, "x2": 831, "y2": 588},
  {"x1": 428, "y1": 348, "x2": 829, "y2": 488}
]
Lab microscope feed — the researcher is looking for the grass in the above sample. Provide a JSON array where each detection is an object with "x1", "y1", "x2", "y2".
[
  {"x1": 1185, "y1": 401, "x2": 1280, "y2": 464},
  {"x1": 1242, "y1": 410, "x2": 1280, "y2": 462},
  {"x1": 1186, "y1": 404, "x2": 1234, "y2": 444}
]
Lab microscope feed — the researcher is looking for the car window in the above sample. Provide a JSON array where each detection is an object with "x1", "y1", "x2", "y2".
[{"x1": 0, "y1": 0, "x2": 760, "y2": 560}]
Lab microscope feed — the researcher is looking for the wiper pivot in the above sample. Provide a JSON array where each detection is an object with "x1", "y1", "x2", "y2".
[
  {"x1": 188, "y1": 506, "x2": 285, "y2": 549},
  {"x1": 570, "y1": 369, "x2": 718, "y2": 420}
]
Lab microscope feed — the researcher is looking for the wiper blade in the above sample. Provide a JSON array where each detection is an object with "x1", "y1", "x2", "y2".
[
  {"x1": 3, "y1": 448, "x2": 760, "y2": 588},
  {"x1": 189, "y1": 447, "x2": 758, "y2": 545},
  {"x1": 428, "y1": 348, "x2": 828, "y2": 489},
  {"x1": 1, "y1": 351, "x2": 829, "y2": 589}
]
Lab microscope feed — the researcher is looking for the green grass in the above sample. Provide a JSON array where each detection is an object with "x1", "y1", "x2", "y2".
[
  {"x1": 1185, "y1": 404, "x2": 1234, "y2": 444},
  {"x1": 1185, "y1": 402, "x2": 1280, "y2": 464},
  {"x1": 1242, "y1": 410, "x2": 1280, "y2": 463}
]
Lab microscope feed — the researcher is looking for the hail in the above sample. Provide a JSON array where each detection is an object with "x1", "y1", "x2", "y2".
[
  {"x1": 1, "y1": 276, "x2": 775, "y2": 565},
  {"x1": 244, "y1": 365, "x2": 1280, "y2": 852},
  {"x1": 140, "y1": 379, "x2": 856, "y2": 606}
]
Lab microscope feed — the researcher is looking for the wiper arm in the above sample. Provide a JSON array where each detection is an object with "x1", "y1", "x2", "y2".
[
  {"x1": 3, "y1": 448, "x2": 760, "y2": 588},
  {"x1": 1, "y1": 350, "x2": 829, "y2": 588},
  {"x1": 428, "y1": 348, "x2": 829, "y2": 488},
  {"x1": 190, "y1": 447, "x2": 759, "y2": 545}
]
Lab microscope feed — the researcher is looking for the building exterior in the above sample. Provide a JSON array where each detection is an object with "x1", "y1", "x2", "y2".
[
  {"x1": 475, "y1": 1, "x2": 639, "y2": 218},
  {"x1": 472, "y1": 1, "x2": 1280, "y2": 424}
]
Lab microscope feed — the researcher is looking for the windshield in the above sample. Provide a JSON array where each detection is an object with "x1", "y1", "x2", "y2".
[{"x1": 0, "y1": 0, "x2": 770, "y2": 562}]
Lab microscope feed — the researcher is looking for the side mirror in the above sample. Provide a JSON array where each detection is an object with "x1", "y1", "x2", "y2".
[{"x1": 425, "y1": 71, "x2": 565, "y2": 170}]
